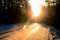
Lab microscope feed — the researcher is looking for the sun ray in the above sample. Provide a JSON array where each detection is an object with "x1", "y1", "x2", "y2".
[{"x1": 28, "y1": 0, "x2": 47, "y2": 17}]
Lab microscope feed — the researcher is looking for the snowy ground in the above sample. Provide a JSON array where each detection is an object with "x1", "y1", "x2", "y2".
[{"x1": 0, "y1": 23, "x2": 60, "y2": 40}]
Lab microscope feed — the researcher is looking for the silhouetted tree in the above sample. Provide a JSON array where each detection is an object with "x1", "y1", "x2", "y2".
[{"x1": 0, "y1": 0, "x2": 29, "y2": 25}]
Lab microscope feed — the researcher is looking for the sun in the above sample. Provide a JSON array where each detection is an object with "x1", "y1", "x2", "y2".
[{"x1": 28, "y1": 0, "x2": 47, "y2": 17}]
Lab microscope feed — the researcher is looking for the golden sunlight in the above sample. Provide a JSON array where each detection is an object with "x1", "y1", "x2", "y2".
[{"x1": 28, "y1": 0, "x2": 46, "y2": 17}]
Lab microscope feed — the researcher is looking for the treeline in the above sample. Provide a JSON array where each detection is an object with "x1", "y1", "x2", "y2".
[{"x1": 0, "y1": 0, "x2": 29, "y2": 25}]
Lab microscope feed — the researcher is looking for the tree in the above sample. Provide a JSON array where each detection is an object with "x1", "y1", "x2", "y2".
[{"x1": 0, "y1": 0, "x2": 29, "y2": 24}]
